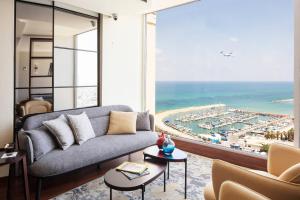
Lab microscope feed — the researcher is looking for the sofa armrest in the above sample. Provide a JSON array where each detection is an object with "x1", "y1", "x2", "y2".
[
  {"x1": 219, "y1": 181, "x2": 270, "y2": 200},
  {"x1": 268, "y1": 143, "x2": 300, "y2": 176},
  {"x1": 212, "y1": 159, "x2": 300, "y2": 200},
  {"x1": 149, "y1": 114, "x2": 155, "y2": 131},
  {"x1": 18, "y1": 130, "x2": 34, "y2": 164}
]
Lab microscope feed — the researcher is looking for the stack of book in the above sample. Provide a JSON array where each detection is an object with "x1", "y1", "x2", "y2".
[{"x1": 116, "y1": 161, "x2": 149, "y2": 180}]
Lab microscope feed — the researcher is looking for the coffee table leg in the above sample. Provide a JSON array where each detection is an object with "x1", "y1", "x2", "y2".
[
  {"x1": 142, "y1": 185, "x2": 145, "y2": 200},
  {"x1": 7, "y1": 164, "x2": 13, "y2": 200},
  {"x1": 110, "y1": 188, "x2": 112, "y2": 200},
  {"x1": 185, "y1": 159, "x2": 187, "y2": 199},
  {"x1": 163, "y1": 171, "x2": 166, "y2": 192}
]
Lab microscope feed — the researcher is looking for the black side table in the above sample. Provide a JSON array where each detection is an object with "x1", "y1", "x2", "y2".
[
  {"x1": 143, "y1": 145, "x2": 188, "y2": 199},
  {"x1": 0, "y1": 150, "x2": 30, "y2": 200}
]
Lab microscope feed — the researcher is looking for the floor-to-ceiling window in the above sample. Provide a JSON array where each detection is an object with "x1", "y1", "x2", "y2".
[{"x1": 155, "y1": 0, "x2": 294, "y2": 155}]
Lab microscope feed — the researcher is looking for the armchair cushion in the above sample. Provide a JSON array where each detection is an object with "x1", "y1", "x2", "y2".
[
  {"x1": 268, "y1": 143, "x2": 300, "y2": 176},
  {"x1": 279, "y1": 163, "x2": 300, "y2": 184},
  {"x1": 204, "y1": 183, "x2": 216, "y2": 200},
  {"x1": 219, "y1": 181, "x2": 271, "y2": 200},
  {"x1": 210, "y1": 159, "x2": 300, "y2": 200}
]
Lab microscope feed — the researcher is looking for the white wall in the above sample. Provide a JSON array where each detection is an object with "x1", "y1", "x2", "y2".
[
  {"x1": 0, "y1": 0, "x2": 14, "y2": 177},
  {"x1": 295, "y1": 0, "x2": 300, "y2": 148},
  {"x1": 144, "y1": 13, "x2": 156, "y2": 114},
  {"x1": 101, "y1": 14, "x2": 144, "y2": 111}
]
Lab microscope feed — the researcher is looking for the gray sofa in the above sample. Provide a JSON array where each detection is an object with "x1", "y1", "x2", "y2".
[{"x1": 18, "y1": 105, "x2": 158, "y2": 199}]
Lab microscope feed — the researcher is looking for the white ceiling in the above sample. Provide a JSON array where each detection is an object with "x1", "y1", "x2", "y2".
[{"x1": 54, "y1": 0, "x2": 199, "y2": 16}]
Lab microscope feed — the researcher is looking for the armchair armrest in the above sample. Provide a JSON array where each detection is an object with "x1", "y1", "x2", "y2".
[
  {"x1": 268, "y1": 143, "x2": 300, "y2": 176},
  {"x1": 212, "y1": 159, "x2": 300, "y2": 200},
  {"x1": 219, "y1": 181, "x2": 270, "y2": 200}
]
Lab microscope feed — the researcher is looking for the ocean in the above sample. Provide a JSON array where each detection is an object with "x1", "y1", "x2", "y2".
[{"x1": 156, "y1": 81, "x2": 293, "y2": 115}]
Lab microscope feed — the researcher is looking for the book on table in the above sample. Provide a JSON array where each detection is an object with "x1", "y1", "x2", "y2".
[
  {"x1": 116, "y1": 161, "x2": 148, "y2": 175},
  {"x1": 120, "y1": 170, "x2": 150, "y2": 180}
]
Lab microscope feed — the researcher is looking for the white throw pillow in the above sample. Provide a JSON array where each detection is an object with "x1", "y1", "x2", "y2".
[
  {"x1": 67, "y1": 112, "x2": 96, "y2": 145},
  {"x1": 43, "y1": 115, "x2": 75, "y2": 150}
]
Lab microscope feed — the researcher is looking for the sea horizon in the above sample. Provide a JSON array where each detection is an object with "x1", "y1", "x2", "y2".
[{"x1": 156, "y1": 81, "x2": 294, "y2": 115}]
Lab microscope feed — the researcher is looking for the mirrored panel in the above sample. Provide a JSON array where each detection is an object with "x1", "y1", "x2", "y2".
[{"x1": 15, "y1": 1, "x2": 53, "y2": 119}]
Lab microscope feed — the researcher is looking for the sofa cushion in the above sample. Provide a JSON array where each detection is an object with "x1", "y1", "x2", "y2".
[
  {"x1": 136, "y1": 111, "x2": 151, "y2": 131},
  {"x1": 29, "y1": 131, "x2": 158, "y2": 177},
  {"x1": 67, "y1": 112, "x2": 96, "y2": 145},
  {"x1": 279, "y1": 163, "x2": 300, "y2": 184},
  {"x1": 107, "y1": 111, "x2": 137, "y2": 134},
  {"x1": 23, "y1": 105, "x2": 133, "y2": 137},
  {"x1": 43, "y1": 115, "x2": 75, "y2": 150},
  {"x1": 25, "y1": 126, "x2": 57, "y2": 161}
]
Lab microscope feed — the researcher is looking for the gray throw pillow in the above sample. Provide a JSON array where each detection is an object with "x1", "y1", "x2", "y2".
[
  {"x1": 136, "y1": 111, "x2": 151, "y2": 131},
  {"x1": 25, "y1": 126, "x2": 57, "y2": 160},
  {"x1": 67, "y1": 112, "x2": 96, "y2": 145},
  {"x1": 43, "y1": 115, "x2": 75, "y2": 150}
]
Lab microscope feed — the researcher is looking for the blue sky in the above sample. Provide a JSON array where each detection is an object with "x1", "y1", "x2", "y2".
[{"x1": 156, "y1": 0, "x2": 293, "y2": 82}]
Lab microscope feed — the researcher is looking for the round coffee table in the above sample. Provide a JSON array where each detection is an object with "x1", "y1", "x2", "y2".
[
  {"x1": 143, "y1": 145, "x2": 188, "y2": 199},
  {"x1": 104, "y1": 160, "x2": 167, "y2": 200}
]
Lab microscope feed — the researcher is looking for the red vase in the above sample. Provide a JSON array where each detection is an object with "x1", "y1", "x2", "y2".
[{"x1": 157, "y1": 132, "x2": 166, "y2": 150}]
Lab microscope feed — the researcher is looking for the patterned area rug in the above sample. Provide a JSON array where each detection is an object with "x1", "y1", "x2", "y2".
[{"x1": 53, "y1": 153, "x2": 212, "y2": 200}]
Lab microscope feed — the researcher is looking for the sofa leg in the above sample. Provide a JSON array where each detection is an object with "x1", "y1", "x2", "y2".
[
  {"x1": 97, "y1": 163, "x2": 101, "y2": 169},
  {"x1": 35, "y1": 178, "x2": 42, "y2": 200}
]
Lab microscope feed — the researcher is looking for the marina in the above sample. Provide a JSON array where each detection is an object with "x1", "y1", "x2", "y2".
[{"x1": 155, "y1": 104, "x2": 294, "y2": 153}]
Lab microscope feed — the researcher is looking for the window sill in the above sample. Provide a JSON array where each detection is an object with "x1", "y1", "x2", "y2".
[{"x1": 172, "y1": 136, "x2": 267, "y2": 171}]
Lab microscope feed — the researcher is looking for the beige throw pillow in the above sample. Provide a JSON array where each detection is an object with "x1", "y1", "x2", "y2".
[
  {"x1": 278, "y1": 163, "x2": 300, "y2": 184},
  {"x1": 107, "y1": 111, "x2": 137, "y2": 134}
]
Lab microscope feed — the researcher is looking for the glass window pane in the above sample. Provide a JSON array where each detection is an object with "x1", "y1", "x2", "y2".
[
  {"x1": 54, "y1": 48, "x2": 74, "y2": 86},
  {"x1": 76, "y1": 30, "x2": 97, "y2": 51},
  {"x1": 31, "y1": 77, "x2": 52, "y2": 87},
  {"x1": 31, "y1": 59, "x2": 53, "y2": 76},
  {"x1": 32, "y1": 41, "x2": 52, "y2": 57},
  {"x1": 54, "y1": 9, "x2": 97, "y2": 51},
  {"x1": 15, "y1": 89, "x2": 29, "y2": 104},
  {"x1": 75, "y1": 87, "x2": 97, "y2": 108},
  {"x1": 54, "y1": 88, "x2": 75, "y2": 111},
  {"x1": 16, "y1": 2, "x2": 53, "y2": 88},
  {"x1": 76, "y1": 51, "x2": 97, "y2": 86}
]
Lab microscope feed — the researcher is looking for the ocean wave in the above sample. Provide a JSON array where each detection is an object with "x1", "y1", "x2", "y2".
[{"x1": 272, "y1": 99, "x2": 293, "y2": 104}]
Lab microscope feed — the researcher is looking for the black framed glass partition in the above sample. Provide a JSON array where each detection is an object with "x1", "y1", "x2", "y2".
[
  {"x1": 14, "y1": 0, "x2": 100, "y2": 132},
  {"x1": 54, "y1": 8, "x2": 98, "y2": 110}
]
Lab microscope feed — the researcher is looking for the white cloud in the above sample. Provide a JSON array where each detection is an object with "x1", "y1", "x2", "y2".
[
  {"x1": 156, "y1": 48, "x2": 163, "y2": 55},
  {"x1": 229, "y1": 37, "x2": 239, "y2": 43}
]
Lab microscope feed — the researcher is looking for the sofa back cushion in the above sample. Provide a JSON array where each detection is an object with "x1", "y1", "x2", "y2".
[
  {"x1": 23, "y1": 105, "x2": 133, "y2": 137},
  {"x1": 278, "y1": 163, "x2": 300, "y2": 184}
]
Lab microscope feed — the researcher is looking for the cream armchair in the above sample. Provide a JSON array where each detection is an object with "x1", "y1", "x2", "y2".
[
  {"x1": 204, "y1": 143, "x2": 300, "y2": 200},
  {"x1": 219, "y1": 181, "x2": 270, "y2": 200},
  {"x1": 20, "y1": 100, "x2": 52, "y2": 116}
]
